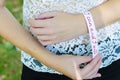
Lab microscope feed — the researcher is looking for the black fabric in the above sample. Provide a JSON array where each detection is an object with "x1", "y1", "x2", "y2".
[
  {"x1": 21, "y1": 59, "x2": 120, "y2": 80},
  {"x1": 21, "y1": 65, "x2": 71, "y2": 80},
  {"x1": 91, "y1": 59, "x2": 120, "y2": 80}
]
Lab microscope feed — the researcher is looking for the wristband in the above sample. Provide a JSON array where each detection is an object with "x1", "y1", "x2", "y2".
[{"x1": 83, "y1": 11, "x2": 98, "y2": 58}]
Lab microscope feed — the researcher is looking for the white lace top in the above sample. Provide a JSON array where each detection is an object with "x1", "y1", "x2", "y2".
[{"x1": 21, "y1": 0, "x2": 120, "y2": 74}]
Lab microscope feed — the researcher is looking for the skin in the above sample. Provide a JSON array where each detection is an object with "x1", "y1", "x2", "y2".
[
  {"x1": 0, "y1": 0, "x2": 4, "y2": 7},
  {"x1": 29, "y1": 0, "x2": 120, "y2": 45},
  {"x1": 0, "y1": 0, "x2": 102, "y2": 80}
]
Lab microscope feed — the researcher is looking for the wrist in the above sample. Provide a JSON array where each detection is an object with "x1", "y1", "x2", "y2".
[
  {"x1": 37, "y1": 49, "x2": 61, "y2": 69},
  {"x1": 42, "y1": 53, "x2": 64, "y2": 73},
  {"x1": 76, "y1": 14, "x2": 88, "y2": 36}
]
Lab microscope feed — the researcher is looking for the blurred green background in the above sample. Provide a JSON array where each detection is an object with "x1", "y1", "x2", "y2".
[{"x1": 0, "y1": 0, "x2": 23, "y2": 80}]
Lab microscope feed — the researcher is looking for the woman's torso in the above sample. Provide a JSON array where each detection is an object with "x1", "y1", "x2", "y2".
[{"x1": 22, "y1": 0, "x2": 120, "y2": 74}]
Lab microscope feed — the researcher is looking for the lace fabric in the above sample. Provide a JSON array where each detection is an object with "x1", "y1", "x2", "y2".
[{"x1": 22, "y1": 0, "x2": 120, "y2": 74}]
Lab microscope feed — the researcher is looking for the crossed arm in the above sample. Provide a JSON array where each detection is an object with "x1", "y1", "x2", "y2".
[
  {"x1": 0, "y1": 0, "x2": 120, "y2": 79},
  {"x1": 0, "y1": 0, "x2": 102, "y2": 79},
  {"x1": 29, "y1": 0, "x2": 120, "y2": 45}
]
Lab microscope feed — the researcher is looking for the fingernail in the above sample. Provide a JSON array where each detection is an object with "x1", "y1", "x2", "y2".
[{"x1": 97, "y1": 73, "x2": 101, "y2": 77}]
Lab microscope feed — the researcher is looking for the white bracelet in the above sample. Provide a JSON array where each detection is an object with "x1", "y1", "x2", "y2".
[{"x1": 83, "y1": 11, "x2": 98, "y2": 58}]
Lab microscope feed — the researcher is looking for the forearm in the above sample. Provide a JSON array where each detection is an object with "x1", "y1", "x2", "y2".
[
  {"x1": 0, "y1": 7, "x2": 58, "y2": 68},
  {"x1": 91, "y1": 0, "x2": 120, "y2": 29},
  {"x1": 78, "y1": 0, "x2": 120, "y2": 35}
]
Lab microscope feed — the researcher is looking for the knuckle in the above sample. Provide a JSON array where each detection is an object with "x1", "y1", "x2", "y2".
[{"x1": 39, "y1": 40, "x2": 46, "y2": 45}]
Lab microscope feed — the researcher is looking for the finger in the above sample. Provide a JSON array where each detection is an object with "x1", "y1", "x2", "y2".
[
  {"x1": 37, "y1": 35, "x2": 56, "y2": 41},
  {"x1": 35, "y1": 16, "x2": 54, "y2": 20},
  {"x1": 74, "y1": 56, "x2": 92, "y2": 79},
  {"x1": 87, "y1": 73, "x2": 101, "y2": 79},
  {"x1": 39, "y1": 40, "x2": 54, "y2": 46},
  {"x1": 38, "y1": 12, "x2": 58, "y2": 19},
  {"x1": 81, "y1": 54, "x2": 102, "y2": 76},
  {"x1": 30, "y1": 27, "x2": 51, "y2": 35},
  {"x1": 28, "y1": 19, "x2": 48, "y2": 28},
  {"x1": 86, "y1": 55, "x2": 102, "y2": 78},
  {"x1": 40, "y1": 39, "x2": 62, "y2": 45},
  {"x1": 72, "y1": 56, "x2": 92, "y2": 80}
]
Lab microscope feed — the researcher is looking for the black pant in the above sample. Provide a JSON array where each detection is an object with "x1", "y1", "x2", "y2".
[
  {"x1": 21, "y1": 59, "x2": 120, "y2": 80},
  {"x1": 21, "y1": 65, "x2": 71, "y2": 80}
]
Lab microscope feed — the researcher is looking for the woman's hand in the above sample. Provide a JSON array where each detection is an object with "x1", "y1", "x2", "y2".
[
  {"x1": 29, "y1": 12, "x2": 86, "y2": 45},
  {"x1": 0, "y1": 0, "x2": 5, "y2": 7},
  {"x1": 53, "y1": 54, "x2": 102, "y2": 80}
]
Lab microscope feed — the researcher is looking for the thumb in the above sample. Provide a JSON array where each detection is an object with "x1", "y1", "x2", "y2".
[{"x1": 35, "y1": 12, "x2": 57, "y2": 20}]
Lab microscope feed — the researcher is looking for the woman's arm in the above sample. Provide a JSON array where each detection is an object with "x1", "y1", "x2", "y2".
[
  {"x1": 0, "y1": 1, "x2": 102, "y2": 79},
  {"x1": 0, "y1": 2, "x2": 57, "y2": 67},
  {"x1": 90, "y1": 0, "x2": 120, "y2": 29},
  {"x1": 0, "y1": 0, "x2": 62, "y2": 71},
  {"x1": 29, "y1": 0, "x2": 120, "y2": 45}
]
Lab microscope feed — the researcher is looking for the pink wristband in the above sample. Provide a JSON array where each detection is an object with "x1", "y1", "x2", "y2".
[{"x1": 83, "y1": 11, "x2": 98, "y2": 58}]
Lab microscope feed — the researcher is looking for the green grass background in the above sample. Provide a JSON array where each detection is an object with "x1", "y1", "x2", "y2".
[{"x1": 0, "y1": 0, "x2": 23, "y2": 80}]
